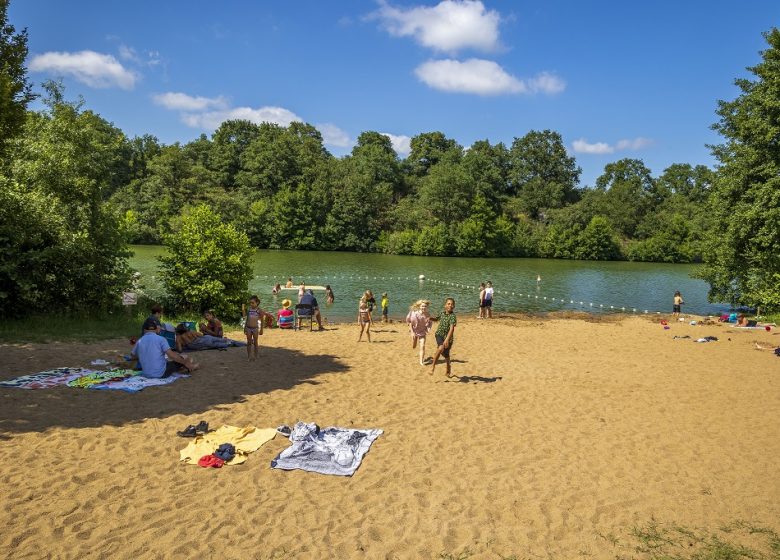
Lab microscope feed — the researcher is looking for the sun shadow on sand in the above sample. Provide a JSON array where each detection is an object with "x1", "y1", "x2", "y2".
[
  {"x1": 0, "y1": 344, "x2": 348, "y2": 434},
  {"x1": 455, "y1": 375, "x2": 502, "y2": 383}
]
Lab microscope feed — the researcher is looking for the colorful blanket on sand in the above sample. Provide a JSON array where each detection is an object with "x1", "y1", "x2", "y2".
[
  {"x1": 0, "y1": 367, "x2": 97, "y2": 389},
  {"x1": 179, "y1": 425, "x2": 277, "y2": 465},
  {"x1": 67, "y1": 369, "x2": 136, "y2": 388},
  {"x1": 0, "y1": 367, "x2": 188, "y2": 392},
  {"x1": 90, "y1": 372, "x2": 188, "y2": 392},
  {"x1": 271, "y1": 421, "x2": 382, "y2": 476}
]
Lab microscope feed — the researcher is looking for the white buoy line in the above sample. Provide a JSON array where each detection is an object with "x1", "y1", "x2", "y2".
[{"x1": 258, "y1": 274, "x2": 662, "y2": 315}]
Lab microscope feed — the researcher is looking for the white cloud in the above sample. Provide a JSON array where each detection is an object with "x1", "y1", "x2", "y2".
[
  {"x1": 152, "y1": 92, "x2": 228, "y2": 112},
  {"x1": 572, "y1": 139, "x2": 614, "y2": 154},
  {"x1": 374, "y1": 0, "x2": 501, "y2": 53},
  {"x1": 318, "y1": 123, "x2": 352, "y2": 147},
  {"x1": 180, "y1": 106, "x2": 303, "y2": 131},
  {"x1": 118, "y1": 44, "x2": 140, "y2": 63},
  {"x1": 29, "y1": 50, "x2": 138, "y2": 89},
  {"x1": 527, "y1": 71, "x2": 566, "y2": 94},
  {"x1": 572, "y1": 137, "x2": 654, "y2": 155},
  {"x1": 615, "y1": 137, "x2": 653, "y2": 150},
  {"x1": 381, "y1": 133, "x2": 412, "y2": 155},
  {"x1": 415, "y1": 58, "x2": 563, "y2": 96}
]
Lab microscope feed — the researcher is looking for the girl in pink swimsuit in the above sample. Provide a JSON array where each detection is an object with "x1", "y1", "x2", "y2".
[{"x1": 406, "y1": 299, "x2": 433, "y2": 365}]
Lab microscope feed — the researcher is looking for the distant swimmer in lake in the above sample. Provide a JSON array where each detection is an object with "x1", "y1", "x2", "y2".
[
  {"x1": 325, "y1": 284, "x2": 335, "y2": 304},
  {"x1": 272, "y1": 283, "x2": 282, "y2": 295},
  {"x1": 285, "y1": 277, "x2": 294, "y2": 288}
]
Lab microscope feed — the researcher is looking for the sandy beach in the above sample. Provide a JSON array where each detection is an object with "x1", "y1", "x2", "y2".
[{"x1": 1, "y1": 314, "x2": 778, "y2": 559}]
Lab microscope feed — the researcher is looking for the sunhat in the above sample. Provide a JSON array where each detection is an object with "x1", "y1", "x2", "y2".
[{"x1": 282, "y1": 299, "x2": 292, "y2": 308}]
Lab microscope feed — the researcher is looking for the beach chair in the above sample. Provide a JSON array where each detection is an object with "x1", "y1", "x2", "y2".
[{"x1": 295, "y1": 303, "x2": 314, "y2": 331}]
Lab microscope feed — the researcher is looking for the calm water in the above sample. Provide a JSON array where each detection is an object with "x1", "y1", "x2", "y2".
[{"x1": 129, "y1": 246, "x2": 729, "y2": 320}]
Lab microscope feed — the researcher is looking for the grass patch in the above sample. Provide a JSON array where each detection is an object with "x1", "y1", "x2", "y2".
[{"x1": 622, "y1": 519, "x2": 780, "y2": 560}]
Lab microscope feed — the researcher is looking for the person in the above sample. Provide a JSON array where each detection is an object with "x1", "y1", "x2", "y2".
[
  {"x1": 406, "y1": 299, "x2": 433, "y2": 365},
  {"x1": 242, "y1": 295, "x2": 268, "y2": 361},
  {"x1": 277, "y1": 299, "x2": 295, "y2": 329},
  {"x1": 357, "y1": 294, "x2": 372, "y2": 342},
  {"x1": 431, "y1": 297, "x2": 457, "y2": 378},
  {"x1": 297, "y1": 289, "x2": 324, "y2": 331},
  {"x1": 199, "y1": 309, "x2": 223, "y2": 337},
  {"x1": 297, "y1": 283, "x2": 306, "y2": 303},
  {"x1": 365, "y1": 290, "x2": 376, "y2": 327},
  {"x1": 272, "y1": 283, "x2": 282, "y2": 295},
  {"x1": 478, "y1": 282, "x2": 486, "y2": 319},
  {"x1": 736, "y1": 314, "x2": 758, "y2": 327},
  {"x1": 381, "y1": 292, "x2": 389, "y2": 323},
  {"x1": 175, "y1": 323, "x2": 231, "y2": 351},
  {"x1": 484, "y1": 281, "x2": 494, "y2": 318},
  {"x1": 131, "y1": 317, "x2": 198, "y2": 378},
  {"x1": 673, "y1": 291, "x2": 684, "y2": 317},
  {"x1": 325, "y1": 285, "x2": 335, "y2": 304},
  {"x1": 285, "y1": 277, "x2": 294, "y2": 288},
  {"x1": 141, "y1": 304, "x2": 165, "y2": 336}
]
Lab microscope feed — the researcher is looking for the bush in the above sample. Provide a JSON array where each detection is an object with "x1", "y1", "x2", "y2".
[{"x1": 158, "y1": 204, "x2": 253, "y2": 318}]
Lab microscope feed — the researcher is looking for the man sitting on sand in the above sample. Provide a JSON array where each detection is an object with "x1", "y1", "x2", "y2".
[{"x1": 132, "y1": 318, "x2": 199, "y2": 378}]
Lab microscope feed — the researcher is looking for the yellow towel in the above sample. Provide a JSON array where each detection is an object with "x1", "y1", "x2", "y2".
[{"x1": 179, "y1": 425, "x2": 277, "y2": 465}]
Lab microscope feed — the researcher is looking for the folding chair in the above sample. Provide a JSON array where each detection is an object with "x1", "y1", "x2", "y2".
[{"x1": 295, "y1": 303, "x2": 314, "y2": 331}]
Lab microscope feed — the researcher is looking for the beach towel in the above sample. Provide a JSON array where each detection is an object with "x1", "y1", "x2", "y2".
[
  {"x1": 179, "y1": 425, "x2": 277, "y2": 466},
  {"x1": 0, "y1": 367, "x2": 97, "y2": 389},
  {"x1": 271, "y1": 421, "x2": 383, "y2": 476},
  {"x1": 67, "y1": 369, "x2": 136, "y2": 388},
  {"x1": 90, "y1": 372, "x2": 189, "y2": 393}
]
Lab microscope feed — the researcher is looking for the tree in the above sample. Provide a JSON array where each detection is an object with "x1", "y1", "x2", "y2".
[
  {"x1": 508, "y1": 130, "x2": 581, "y2": 219},
  {"x1": 4, "y1": 85, "x2": 132, "y2": 315},
  {"x1": 158, "y1": 204, "x2": 253, "y2": 317},
  {"x1": 405, "y1": 131, "x2": 462, "y2": 177},
  {"x1": 0, "y1": 0, "x2": 36, "y2": 162},
  {"x1": 699, "y1": 28, "x2": 780, "y2": 310},
  {"x1": 595, "y1": 158, "x2": 656, "y2": 237},
  {"x1": 575, "y1": 216, "x2": 620, "y2": 260}
]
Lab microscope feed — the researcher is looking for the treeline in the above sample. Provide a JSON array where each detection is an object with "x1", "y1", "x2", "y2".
[{"x1": 106, "y1": 118, "x2": 715, "y2": 262}]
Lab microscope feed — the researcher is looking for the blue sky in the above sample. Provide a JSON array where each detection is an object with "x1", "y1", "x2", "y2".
[{"x1": 11, "y1": 0, "x2": 779, "y2": 187}]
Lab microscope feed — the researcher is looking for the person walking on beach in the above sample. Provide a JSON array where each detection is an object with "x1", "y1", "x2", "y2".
[
  {"x1": 484, "y1": 281, "x2": 494, "y2": 318},
  {"x1": 406, "y1": 299, "x2": 433, "y2": 365},
  {"x1": 478, "y1": 282, "x2": 486, "y2": 319},
  {"x1": 673, "y1": 291, "x2": 684, "y2": 317},
  {"x1": 357, "y1": 293, "x2": 372, "y2": 342},
  {"x1": 431, "y1": 297, "x2": 457, "y2": 378}
]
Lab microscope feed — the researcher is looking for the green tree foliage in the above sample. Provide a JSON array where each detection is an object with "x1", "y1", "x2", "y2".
[
  {"x1": 508, "y1": 130, "x2": 581, "y2": 219},
  {"x1": 158, "y1": 204, "x2": 253, "y2": 316},
  {"x1": 0, "y1": 0, "x2": 35, "y2": 162},
  {"x1": 406, "y1": 131, "x2": 462, "y2": 177},
  {"x1": 3, "y1": 84, "x2": 132, "y2": 316},
  {"x1": 594, "y1": 158, "x2": 656, "y2": 237},
  {"x1": 575, "y1": 216, "x2": 620, "y2": 260},
  {"x1": 699, "y1": 28, "x2": 780, "y2": 309}
]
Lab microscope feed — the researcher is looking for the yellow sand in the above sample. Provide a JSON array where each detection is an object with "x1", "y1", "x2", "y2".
[{"x1": 0, "y1": 314, "x2": 778, "y2": 558}]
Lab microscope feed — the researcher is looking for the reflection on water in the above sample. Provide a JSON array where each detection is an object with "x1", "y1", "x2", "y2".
[{"x1": 129, "y1": 246, "x2": 729, "y2": 320}]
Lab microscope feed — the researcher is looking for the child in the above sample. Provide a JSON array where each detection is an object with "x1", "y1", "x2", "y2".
[
  {"x1": 406, "y1": 300, "x2": 432, "y2": 365},
  {"x1": 484, "y1": 280, "x2": 494, "y2": 319},
  {"x1": 242, "y1": 295, "x2": 267, "y2": 361},
  {"x1": 277, "y1": 299, "x2": 294, "y2": 329},
  {"x1": 365, "y1": 290, "x2": 376, "y2": 327},
  {"x1": 381, "y1": 292, "x2": 389, "y2": 323},
  {"x1": 431, "y1": 297, "x2": 457, "y2": 378},
  {"x1": 357, "y1": 293, "x2": 372, "y2": 342},
  {"x1": 199, "y1": 309, "x2": 223, "y2": 337},
  {"x1": 673, "y1": 291, "x2": 684, "y2": 317},
  {"x1": 325, "y1": 285, "x2": 335, "y2": 304},
  {"x1": 478, "y1": 282, "x2": 486, "y2": 319},
  {"x1": 272, "y1": 283, "x2": 282, "y2": 295}
]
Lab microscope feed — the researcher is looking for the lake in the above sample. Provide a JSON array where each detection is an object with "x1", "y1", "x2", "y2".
[{"x1": 129, "y1": 246, "x2": 729, "y2": 321}]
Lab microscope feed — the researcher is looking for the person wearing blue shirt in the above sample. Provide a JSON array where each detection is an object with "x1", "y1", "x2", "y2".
[
  {"x1": 131, "y1": 318, "x2": 199, "y2": 378},
  {"x1": 298, "y1": 290, "x2": 324, "y2": 331}
]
